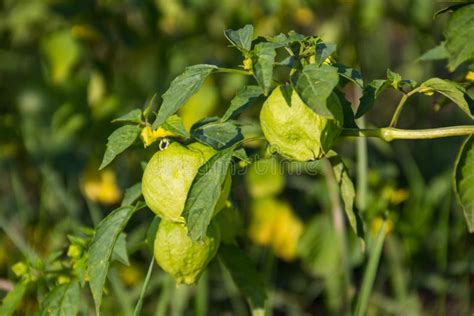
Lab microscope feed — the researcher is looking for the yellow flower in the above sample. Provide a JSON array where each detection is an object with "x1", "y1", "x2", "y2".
[
  {"x1": 382, "y1": 186, "x2": 409, "y2": 205},
  {"x1": 12, "y1": 262, "x2": 28, "y2": 277},
  {"x1": 248, "y1": 197, "x2": 303, "y2": 261},
  {"x1": 67, "y1": 244, "x2": 82, "y2": 259},
  {"x1": 370, "y1": 217, "x2": 393, "y2": 236},
  {"x1": 140, "y1": 125, "x2": 176, "y2": 148},
  {"x1": 57, "y1": 275, "x2": 71, "y2": 285},
  {"x1": 466, "y1": 71, "x2": 474, "y2": 82},
  {"x1": 419, "y1": 86, "x2": 434, "y2": 96},
  {"x1": 120, "y1": 265, "x2": 142, "y2": 287},
  {"x1": 82, "y1": 169, "x2": 122, "y2": 204}
]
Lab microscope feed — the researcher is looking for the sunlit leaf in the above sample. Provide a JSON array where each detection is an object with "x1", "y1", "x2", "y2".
[
  {"x1": 152, "y1": 64, "x2": 217, "y2": 129},
  {"x1": 444, "y1": 4, "x2": 474, "y2": 70},
  {"x1": 315, "y1": 42, "x2": 337, "y2": 65},
  {"x1": 0, "y1": 282, "x2": 28, "y2": 316},
  {"x1": 420, "y1": 78, "x2": 474, "y2": 119},
  {"x1": 40, "y1": 282, "x2": 80, "y2": 316},
  {"x1": 112, "y1": 109, "x2": 142, "y2": 124},
  {"x1": 224, "y1": 25, "x2": 253, "y2": 52},
  {"x1": 291, "y1": 64, "x2": 339, "y2": 118},
  {"x1": 252, "y1": 43, "x2": 277, "y2": 95},
  {"x1": 222, "y1": 85, "x2": 263, "y2": 121},
  {"x1": 99, "y1": 125, "x2": 141, "y2": 170},
  {"x1": 183, "y1": 147, "x2": 234, "y2": 241}
]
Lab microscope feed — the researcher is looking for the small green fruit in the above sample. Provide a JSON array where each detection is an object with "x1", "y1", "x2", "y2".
[
  {"x1": 142, "y1": 142, "x2": 231, "y2": 222},
  {"x1": 154, "y1": 219, "x2": 220, "y2": 285},
  {"x1": 260, "y1": 86, "x2": 343, "y2": 161}
]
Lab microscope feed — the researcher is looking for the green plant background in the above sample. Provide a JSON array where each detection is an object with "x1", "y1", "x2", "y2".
[{"x1": 0, "y1": 0, "x2": 473, "y2": 315}]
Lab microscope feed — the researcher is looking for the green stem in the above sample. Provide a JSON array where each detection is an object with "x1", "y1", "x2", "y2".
[
  {"x1": 341, "y1": 125, "x2": 474, "y2": 141},
  {"x1": 356, "y1": 117, "x2": 368, "y2": 212},
  {"x1": 216, "y1": 67, "x2": 252, "y2": 76},
  {"x1": 389, "y1": 87, "x2": 421, "y2": 127}
]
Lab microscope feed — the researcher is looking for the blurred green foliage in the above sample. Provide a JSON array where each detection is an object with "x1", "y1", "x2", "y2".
[{"x1": 0, "y1": 0, "x2": 473, "y2": 315}]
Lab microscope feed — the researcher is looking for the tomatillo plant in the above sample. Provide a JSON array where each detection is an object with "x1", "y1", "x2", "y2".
[{"x1": 91, "y1": 22, "x2": 474, "y2": 316}]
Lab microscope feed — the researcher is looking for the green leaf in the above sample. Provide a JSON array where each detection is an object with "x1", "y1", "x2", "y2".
[
  {"x1": 444, "y1": 4, "x2": 474, "y2": 70},
  {"x1": 224, "y1": 25, "x2": 253, "y2": 52},
  {"x1": 328, "y1": 152, "x2": 365, "y2": 244},
  {"x1": 291, "y1": 64, "x2": 339, "y2": 118},
  {"x1": 252, "y1": 43, "x2": 277, "y2": 95},
  {"x1": 454, "y1": 135, "x2": 474, "y2": 232},
  {"x1": 315, "y1": 42, "x2": 337, "y2": 65},
  {"x1": 0, "y1": 282, "x2": 28, "y2": 316},
  {"x1": 112, "y1": 109, "x2": 142, "y2": 124},
  {"x1": 146, "y1": 216, "x2": 161, "y2": 253},
  {"x1": 386, "y1": 69, "x2": 402, "y2": 89},
  {"x1": 161, "y1": 115, "x2": 189, "y2": 139},
  {"x1": 434, "y1": 2, "x2": 472, "y2": 18},
  {"x1": 121, "y1": 182, "x2": 142, "y2": 207},
  {"x1": 40, "y1": 282, "x2": 81, "y2": 316},
  {"x1": 418, "y1": 43, "x2": 449, "y2": 61},
  {"x1": 218, "y1": 244, "x2": 267, "y2": 316},
  {"x1": 87, "y1": 205, "x2": 139, "y2": 314},
  {"x1": 99, "y1": 125, "x2": 141, "y2": 170},
  {"x1": 152, "y1": 64, "x2": 217, "y2": 129},
  {"x1": 112, "y1": 233, "x2": 129, "y2": 266},
  {"x1": 420, "y1": 78, "x2": 474, "y2": 119},
  {"x1": 191, "y1": 119, "x2": 244, "y2": 150},
  {"x1": 355, "y1": 79, "x2": 389, "y2": 118},
  {"x1": 183, "y1": 147, "x2": 234, "y2": 241},
  {"x1": 334, "y1": 64, "x2": 364, "y2": 87},
  {"x1": 222, "y1": 85, "x2": 263, "y2": 121}
]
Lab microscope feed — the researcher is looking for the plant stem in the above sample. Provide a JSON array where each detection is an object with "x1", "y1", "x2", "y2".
[
  {"x1": 356, "y1": 117, "x2": 368, "y2": 212},
  {"x1": 389, "y1": 87, "x2": 420, "y2": 127},
  {"x1": 341, "y1": 125, "x2": 474, "y2": 141},
  {"x1": 216, "y1": 67, "x2": 252, "y2": 76}
]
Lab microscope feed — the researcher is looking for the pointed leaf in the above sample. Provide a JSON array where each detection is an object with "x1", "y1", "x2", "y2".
[
  {"x1": 87, "y1": 205, "x2": 139, "y2": 314},
  {"x1": 112, "y1": 109, "x2": 142, "y2": 124},
  {"x1": 420, "y1": 78, "x2": 474, "y2": 119},
  {"x1": 418, "y1": 43, "x2": 449, "y2": 61},
  {"x1": 334, "y1": 64, "x2": 364, "y2": 87},
  {"x1": 224, "y1": 25, "x2": 253, "y2": 51},
  {"x1": 111, "y1": 233, "x2": 129, "y2": 266},
  {"x1": 219, "y1": 244, "x2": 267, "y2": 316},
  {"x1": 0, "y1": 282, "x2": 28, "y2": 316},
  {"x1": 191, "y1": 119, "x2": 244, "y2": 150},
  {"x1": 454, "y1": 135, "x2": 474, "y2": 232},
  {"x1": 315, "y1": 42, "x2": 337, "y2": 65},
  {"x1": 40, "y1": 282, "x2": 80, "y2": 316},
  {"x1": 355, "y1": 79, "x2": 389, "y2": 118},
  {"x1": 183, "y1": 147, "x2": 234, "y2": 241},
  {"x1": 327, "y1": 152, "x2": 365, "y2": 244},
  {"x1": 99, "y1": 125, "x2": 141, "y2": 170},
  {"x1": 222, "y1": 85, "x2": 263, "y2": 121},
  {"x1": 121, "y1": 182, "x2": 142, "y2": 207},
  {"x1": 252, "y1": 43, "x2": 277, "y2": 95},
  {"x1": 152, "y1": 64, "x2": 217, "y2": 129},
  {"x1": 444, "y1": 4, "x2": 474, "y2": 70},
  {"x1": 291, "y1": 64, "x2": 339, "y2": 118},
  {"x1": 161, "y1": 115, "x2": 189, "y2": 139}
]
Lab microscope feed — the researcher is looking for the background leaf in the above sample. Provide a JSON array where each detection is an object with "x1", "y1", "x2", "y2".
[
  {"x1": 121, "y1": 182, "x2": 142, "y2": 207},
  {"x1": 99, "y1": 125, "x2": 141, "y2": 170},
  {"x1": 183, "y1": 147, "x2": 233, "y2": 241},
  {"x1": 291, "y1": 64, "x2": 339, "y2": 118},
  {"x1": 0, "y1": 283, "x2": 28, "y2": 316},
  {"x1": 224, "y1": 25, "x2": 253, "y2": 52},
  {"x1": 40, "y1": 282, "x2": 80, "y2": 316},
  {"x1": 328, "y1": 153, "x2": 365, "y2": 243},
  {"x1": 453, "y1": 135, "x2": 474, "y2": 232},
  {"x1": 152, "y1": 64, "x2": 217, "y2": 129},
  {"x1": 222, "y1": 85, "x2": 262, "y2": 121},
  {"x1": 219, "y1": 244, "x2": 267, "y2": 316},
  {"x1": 111, "y1": 233, "x2": 129, "y2": 266},
  {"x1": 420, "y1": 78, "x2": 474, "y2": 119},
  {"x1": 252, "y1": 43, "x2": 277, "y2": 95},
  {"x1": 444, "y1": 4, "x2": 474, "y2": 70},
  {"x1": 112, "y1": 109, "x2": 142, "y2": 124},
  {"x1": 87, "y1": 205, "x2": 139, "y2": 314},
  {"x1": 418, "y1": 43, "x2": 449, "y2": 61}
]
